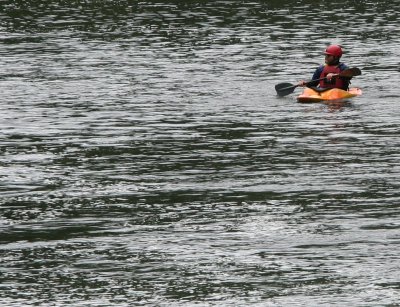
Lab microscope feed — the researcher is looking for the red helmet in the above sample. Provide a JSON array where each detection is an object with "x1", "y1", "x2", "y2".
[{"x1": 324, "y1": 45, "x2": 343, "y2": 57}]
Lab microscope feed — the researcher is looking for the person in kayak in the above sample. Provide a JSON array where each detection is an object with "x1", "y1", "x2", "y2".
[{"x1": 298, "y1": 45, "x2": 351, "y2": 90}]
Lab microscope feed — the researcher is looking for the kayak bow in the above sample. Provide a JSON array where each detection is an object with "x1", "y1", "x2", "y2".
[{"x1": 297, "y1": 87, "x2": 362, "y2": 103}]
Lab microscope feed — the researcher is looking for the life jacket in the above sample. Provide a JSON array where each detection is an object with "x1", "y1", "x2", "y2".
[{"x1": 319, "y1": 64, "x2": 346, "y2": 89}]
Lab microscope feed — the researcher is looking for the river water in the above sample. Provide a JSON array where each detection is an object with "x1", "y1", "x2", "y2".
[{"x1": 1, "y1": 1, "x2": 399, "y2": 306}]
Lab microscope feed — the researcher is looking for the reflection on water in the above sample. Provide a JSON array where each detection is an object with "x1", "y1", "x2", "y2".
[{"x1": 1, "y1": 0, "x2": 400, "y2": 306}]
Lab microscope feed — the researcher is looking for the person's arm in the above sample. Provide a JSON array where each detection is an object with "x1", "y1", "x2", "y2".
[
  {"x1": 338, "y1": 63, "x2": 351, "y2": 90},
  {"x1": 298, "y1": 66, "x2": 323, "y2": 87},
  {"x1": 306, "y1": 66, "x2": 323, "y2": 87},
  {"x1": 339, "y1": 63, "x2": 349, "y2": 71}
]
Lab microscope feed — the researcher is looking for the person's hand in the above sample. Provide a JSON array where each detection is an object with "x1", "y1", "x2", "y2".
[
  {"x1": 298, "y1": 80, "x2": 306, "y2": 87},
  {"x1": 326, "y1": 73, "x2": 338, "y2": 80}
]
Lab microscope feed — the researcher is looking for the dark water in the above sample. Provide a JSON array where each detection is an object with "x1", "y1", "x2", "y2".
[{"x1": 1, "y1": 1, "x2": 400, "y2": 306}]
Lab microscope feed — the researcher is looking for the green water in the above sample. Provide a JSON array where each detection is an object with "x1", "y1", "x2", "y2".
[{"x1": 1, "y1": 1, "x2": 399, "y2": 306}]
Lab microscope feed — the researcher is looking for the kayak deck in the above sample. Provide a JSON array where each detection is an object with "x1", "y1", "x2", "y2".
[{"x1": 297, "y1": 87, "x2": 362, "y2": 103}]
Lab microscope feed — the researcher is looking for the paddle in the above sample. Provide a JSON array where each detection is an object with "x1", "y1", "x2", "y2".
[{"x1": 275, "y1": 67, "x2": 362, "y2": 97}]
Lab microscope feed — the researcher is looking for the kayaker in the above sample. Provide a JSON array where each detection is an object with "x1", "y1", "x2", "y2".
[{"x1": 298, "y1": 45, "x2": 351, "y2": 90}]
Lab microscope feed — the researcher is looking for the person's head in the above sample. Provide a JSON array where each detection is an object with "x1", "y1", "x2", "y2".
[{"x1": 324, "y1": 45, "x2": 343, "y2": 65}]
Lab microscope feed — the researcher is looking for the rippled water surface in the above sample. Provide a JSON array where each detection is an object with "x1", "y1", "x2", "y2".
[{"x1": 1, "y1": 1, "x2": 400, "y2": 306}]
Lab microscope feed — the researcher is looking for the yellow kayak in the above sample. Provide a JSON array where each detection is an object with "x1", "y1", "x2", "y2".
[{"x1": 297, "y1": 87, "x2": 362, "y2": 103}]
